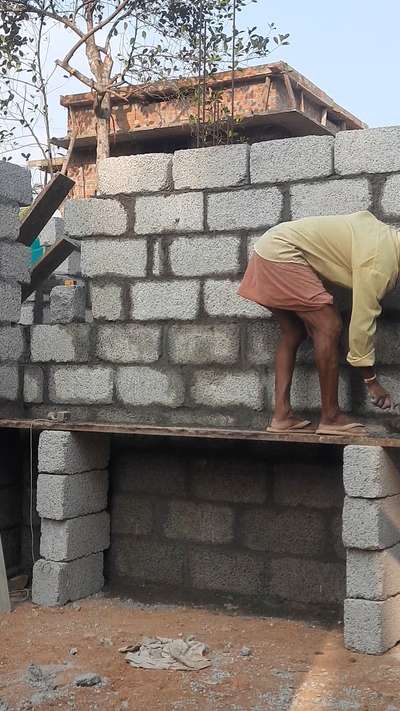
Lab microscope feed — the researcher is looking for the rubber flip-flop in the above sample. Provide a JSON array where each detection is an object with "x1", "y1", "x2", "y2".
[
  {"x1": 315, "y1": 422, "x2": 367, "y2": 436},
  {"x1": 266, "y1": 419, "x2": 313, "y2": 434}
]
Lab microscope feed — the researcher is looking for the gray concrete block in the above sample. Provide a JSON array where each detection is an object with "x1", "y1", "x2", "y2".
[
  {"x1": 0, "y1": 243, "x2": 30, "y2": 283},
  {"x1": 344, "y1": 596, "x2": 400, "y2": 654},
  {"x1": 204, "y1": 279, "x2": 269, "y2": 318},
  {"x1": 39, "y1": 216, "x2": 64, "y2": 247},
  {"x1": 189, "y1": 548, "x2": 264, "y2": 595},
  {"x1": 164, "y1": 500, "x2": 234, "y2": 544},
  {"x1": 90, "y1": 282, "x2": 124, "y2": 321},
  {"x1": 0, "y1": 281, "x2": 21, "y2": 322},
  {"x1": 251, "y1": 135, "x2": 334, "y2": 184},
  {"x1": 23, "y1": 365, "x2": 44, "y2": 404},
  {"x1": 135, "y1": 192, "x2": 204, "y2": 234},
  {"x1": 169, "y1": 235, "x2": 241, "y2": 276},
  {"x1": 109, "y1": 537, "x2": 185, "y2": 585},
  {"x1": 50, "y1": 286, "x2": 86, "y2": 324},
  {"x1": 173, "y1": 144, "x2": 248, "y2": 190},
  {"x1": 65, "y1": 198, "x2": 127, "y2": 237},
  {"x1": 98, "y1": 154, "x2": 172, "y2": 194},
  {"x1": 130, "y1": 279, "x2": 200, "y2": 320},
  {"x1": 96, "y1": 323, "x2": 161, "y2": 363},
  {"x1": 347, "y1": 545, "x2": 400, "y2": 601},
  {"x1": 266, "y1": 366, "x2": 351, "y2": 412},
  {"x1": 375, "y1": 320, "x2": 400, "y2": 363},
  {"x1": 0, "y1": 202, "x2": 20, "y2": 240},
  {"x1": 343, "y1": 446, "x2": 400, "y2": 498},
  {"x1": 290, "y1": 178, "x2": 370, "y2": 219},
  {"x1": 241, "y1": 508, "x2": 325, "y2": 556},
  {"x1": 271, "y1": 558, "x2": 345, "y2": 605},
  {"x1": 110, "y1": 493, "x2": 153, "y2": 535},
  {"x1": 112, "y1": 449, "x2": 186, "y2": 496},
  {"x1": 39, "y1": 431, "x2": 110, "y2": 474},
  {"x1": 191, "y1": 369, "x2": 263, "y2": 409},
  {"x1": 207, "y1": 187, "x2": 282, "y2": 231},
  {"x1": 191, "y1": 459, "x2": 267, "y2": 503},
  {"x1": 0, "y1": 365, "x2": 19, "y2": 400},
  {"x1": 32, "y1": 552, "x2": 104, "y2": 606},
  {"x1": 30, "y1": 324, "x2": 90, "y2": 362},
  {"x1": 40, "y1": 511, "x2": 110, "y2": 561},
  {"x1": 19, "y1": 302, "x2": 34, "y2": 326},
  {"x1": 116, "y1": 366, "x2": 184, "y2": 407},
  {"x1": 381, "y1": 174, "x2": 400, "y2": 217},
  {"x1": 274, "y1": 462, "x2": 344, "y2": 509},
  {"x1": 152, "y1": 239, "x2": 163, "y2": 276},
  {"x1": 37, "y1": 470, "x2": 109, "y2": 520},
  {"x1": 55, "y1": 250, "x2": 81, "y2": 277},
  {"x1": 343, "y1": 494, "x2": 400, "y2": 550},
  {"x1": 167, "y1": 323, "x2": 240, "y2": 364},
  {"x1": 81, "y1": 238, "x2": 147, "y2": 277},
  {"x1": 0, "y1": 325, "x2": 24, "y2": 361},
  {"x1": 335, "y1": 126, "x2": 400, "y2": 175},
  {"x1": 49, "y1": 366, "x2": 114, "y2": 404},
  {"x1": 0, "y1": 162, "x2": 31, "y2": 205}
]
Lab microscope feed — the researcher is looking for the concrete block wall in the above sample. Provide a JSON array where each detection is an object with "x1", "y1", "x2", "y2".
[{"x1": 22, "y1": 127, "x2": 400, "y2": 424}]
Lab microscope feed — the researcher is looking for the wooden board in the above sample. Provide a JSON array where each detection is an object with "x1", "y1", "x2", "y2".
[
  {"x1": 0, "y1": 535, "x2": 10, "y2": 614},
  {"x1": 18, "y1": 173, "x2": 75, "y2": 247},
  {"x1": 1, "y1": 418, "x2": 400, "y2": 448},
  {"x1": 21, "y1": 238, "x2": 79, "y2": 301}
]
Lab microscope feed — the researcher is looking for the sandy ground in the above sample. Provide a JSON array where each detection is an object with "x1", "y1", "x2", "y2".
[{"x1": 0, "y1": 596, "x2": 400, "y2": 711}]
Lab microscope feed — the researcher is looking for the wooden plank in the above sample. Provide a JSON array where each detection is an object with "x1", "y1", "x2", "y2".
[
  {"x1": 0, "y1": 418, "x2": 400, "y2": 448},
  {"x1": 283, "y1": 73, "x2": 296, "y2": 109},
  {"x1": 321, "y1": 107, "x2": 328, "y2": 126},
  {"x1": 18, "y1": 173, "x2": 75, "y2": 247},
  {"x1": 21, "y1": 237, "x2": 80, "y2": 301},
  {"x1": 0, "y1": 535, "x2": 11, "y2": 614}
]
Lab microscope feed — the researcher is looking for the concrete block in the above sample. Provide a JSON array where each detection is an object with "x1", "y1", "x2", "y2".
[
  {"x1": 81, "y1": 238, "x2": 147, "y2": 277},
  {"x1": 343, "y1": 494, "x2": 400, "y2": 550},
  {"x1": 130, "y1": 279, "x2": 200, "y2": 320},
  {"x1": 375, "y1": 320, "x2": 400, "y2": 363},
  {"x1": 169, "y1": 235, "x2": 241, "y2": 276},
  {"x1": 39, "y1": 216, "x2": 64, "y2": 247},
  {"x1": 0, "y1": 162, "x2": 31, "y2": 205},
  {"x1": 112, "y1": 449, "x2": 186, "y2": 496},
  {"x1": 55, "y1": 250, "x2": 81, "y2": 276},
  {"x1": 152, "y1": 239, "x2": 163, "y2": 276},
  {"x1": 40, "y1": 511, "x2": 110, "y2": 561},
  {"x1": 19, "y1": 302, "x2": 34, "y2": 326},
  {"x1": 173, "y1": 144, "x2": 248, "y2": 190},
  {"x1": 32, "y1": 552, "x2": 104, "y2": 606},
  {"x1": 247, "y1": 320, "x2": 314, "y2": 365},
  {"x1": 37, "y1": 470, "x2": 109, "y2": 520},
  {"x1": 191, "y1": 458, "x2": 267, "y2": 503},
  {"x1": 335, "y1": 126, "x2": 400, "y2": 175},
  {"x1": 266, "y1": 365, "x2": 351, "y2": 412},
  {"x1": 290, "y1": 178, "x2": 370, "y2": 219},
  {"x1": 116, "y1": 366, "x2": 184, "y2": 407},
  {"x1": 109, "y1": 538, "x2": 185, "y2": 585},
  {"x1": 0, "y1": 202, "x2": 20, "y2": 240},
  {"x1": 96, "y1": 323, "x2": 161, "y2": 363},
  {"x1": 204, "y1": 279, "x2": 269, "y2": 318},
  {"x1": 190, "y1": 369, "x2": 263, "y2": 409},
  {"x1": 271, "y1": 558, "x2": 345, "y2": 605},
  {"x1": 347, "y1": 545, "x2": 400, "y2": 600},
  {"x1": 0, "y1": 281, "x2": 21, "y2": 322},
  {"x1": 0, "y1": 365, "x2": 19, "y2": 400},
  {"x1": 167, "y1": 323, "x2": 240, "y2": 364},
  {"x1": 274, "y1": 462, "x2": 344, "y2": 509},
  {"x1": 39, "y1": 431, "x2": 110, "y2": 474},
  {"x1": 0, "y1": 242, "x2": 30, "y2": 283},
  {"x1": 49, "y1": 366, "x2": 114, "y2": 405},
  {"x1": 110, "y1": 493, "x2": 153, "y2": 535},
  {"x1": 50, "y1": 286, "x2": 86, "y2": 324},
  {"x1": 343, "y1": 445, "x2": 400, "y2": 498},
  {"x1": 98, "y1": 153, "x2": 172, "y2": 194},
  {"x1": 0, "y1": 325, "x2": 24, "y2": 361},
  {"x1": 381, "y1": 174, "x2": 400, "y2": 217},
  {"x1": 189, "y1": 549, "x2": 264, "y2": 595},
  {"x1": 30, "y1": 324, "x2": 90, "y2": 362},
  {"x1": 23, "y1": 365, "x2": 44, "y2": 403},
  {"x1": 344, "y1": 596, "x2": 400, "y2": 654},
  {"x1": 65, "y1": 198, "x2": 127, "y2": 237},
  {"x1": 90, "y1": 282, "x2": 124, "y2": 321},
  {"x1": 207, "y1": 187, "x2": 282, "y2": 231},
  {"x1": 241, "y1": 508, "x2": 325, "y2": 556},
  {"x1": 251, "y1": 135, "x2": 334, "y2": 184},
  {"x1": 164, "y1": 500, "x2": 234, "y2": 544},
  {"x1": 135, "y1": 192, "x2": 204, "y2": 234}
]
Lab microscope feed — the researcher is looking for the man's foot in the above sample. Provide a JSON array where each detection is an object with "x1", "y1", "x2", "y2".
[
  {"x1": 319, "y1": 411, "x2": 361, "y2": 428},
  {"x1": 317, "y1": 410, "x2": 366, "y2": 436},
  {"x1": 268, "y1": 412, "x2": 313, "y2": 433}
]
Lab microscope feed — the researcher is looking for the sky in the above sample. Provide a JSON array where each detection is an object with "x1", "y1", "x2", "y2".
[{"x1": 4, "y1": 0, "x2": 400, "y2": 167}]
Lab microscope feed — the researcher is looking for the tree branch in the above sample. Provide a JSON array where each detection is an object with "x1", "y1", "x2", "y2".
[
  {"x1": 1, "y1": 1, "x2": 84, "y2": 37},
  {"x1": 55, "y1": 59, "x2": 95, "y2": 90}
]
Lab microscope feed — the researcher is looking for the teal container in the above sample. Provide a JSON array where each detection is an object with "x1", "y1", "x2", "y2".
[{"x1": 31, "y1": 238, "x2": 44, "y2": 265}]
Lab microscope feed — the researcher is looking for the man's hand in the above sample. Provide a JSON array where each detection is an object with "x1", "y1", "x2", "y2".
[{"x1": 368, "y1": 380, "x2": 394, "y2": 410}]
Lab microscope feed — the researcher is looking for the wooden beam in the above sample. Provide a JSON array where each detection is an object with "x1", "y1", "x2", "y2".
[
  {"x1": 263, "y1": 76, "x2": 272, "y2": 111},
  {"x1": 321, "y1": 107, "x2": 328, "y2": 126},
  {"x1": 283, "y1": 73, "x2": 296, "y2": 109},
  {"x1": 18, "y1": 173, "x2": 75, "y2": 247},
  {"x1": 21, "y1": 238, "x2": 80, "y2": 301}
]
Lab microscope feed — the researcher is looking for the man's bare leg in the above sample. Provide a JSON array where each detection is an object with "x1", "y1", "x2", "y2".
[{"x1": 270, "y1": 308, "x2": 308, "y2": 429}]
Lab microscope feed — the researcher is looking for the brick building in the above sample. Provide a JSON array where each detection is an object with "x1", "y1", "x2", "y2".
[{"x1": 48, "y1": 62, "x2": 365, "y2": 198}]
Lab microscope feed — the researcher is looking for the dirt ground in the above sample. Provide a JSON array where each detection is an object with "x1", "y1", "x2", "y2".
[{"x1": 1, "y1": 596, "x2": 400, "y2": 711}]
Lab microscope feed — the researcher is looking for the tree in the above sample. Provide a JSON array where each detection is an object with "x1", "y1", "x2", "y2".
[{"x1": 0, "y1": 0, "x2": 288, "y2": 166}]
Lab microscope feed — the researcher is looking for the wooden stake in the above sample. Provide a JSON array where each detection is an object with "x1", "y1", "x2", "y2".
[{"x1": 0, "y1": 534, "x2": 11, "y2": 614}]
